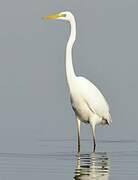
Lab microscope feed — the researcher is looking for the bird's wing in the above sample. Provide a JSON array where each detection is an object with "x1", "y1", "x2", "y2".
[{"x1": 77, "y1": 76, "x2": 112, "y2": 124}]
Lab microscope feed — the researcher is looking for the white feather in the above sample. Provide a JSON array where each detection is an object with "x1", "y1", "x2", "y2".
[{"x1": 74, "y1": 76, "x2": 111, "y2": 124}]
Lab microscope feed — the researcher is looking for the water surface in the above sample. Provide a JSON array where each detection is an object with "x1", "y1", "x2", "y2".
[{"x1": 0, "y1": 139, "x2": 137, "y2": 179}]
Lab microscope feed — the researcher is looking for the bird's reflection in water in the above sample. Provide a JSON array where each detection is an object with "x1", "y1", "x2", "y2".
[{"x1": 74, "y1": 152, "x2": 110, "y2": 180}]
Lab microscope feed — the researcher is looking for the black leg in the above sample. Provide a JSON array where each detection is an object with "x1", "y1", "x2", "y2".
[
  {"x1": 78, "y1": 133, "x2": 80, "y2": 153},
  {"x1": 93, "y1": 136, "x2": 96, "y2": 152},
  {"x1": 77, "y1": 117, "x2": 81, "y2": 153}
]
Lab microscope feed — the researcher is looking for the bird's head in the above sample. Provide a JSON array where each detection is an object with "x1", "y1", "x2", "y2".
[{"x1": 42, "y1": 11, "x2": 73, "y2": 22}]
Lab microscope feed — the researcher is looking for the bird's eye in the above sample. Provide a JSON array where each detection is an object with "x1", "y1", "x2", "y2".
[{"x1": 62, "y1": 14, "x2": 66, "y2": 17}]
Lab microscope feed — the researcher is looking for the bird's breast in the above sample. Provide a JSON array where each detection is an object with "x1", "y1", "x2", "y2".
[{"x1": 70, "y1": 94, "x2": 92, "y2": 123}]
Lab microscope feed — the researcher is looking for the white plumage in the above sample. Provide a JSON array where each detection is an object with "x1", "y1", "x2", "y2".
[
  {"x1": 42, "y1": 11, "x2": 111, "y2": 152},
  {"x1": 70, "y1": 76, "x2": 111, "y2": 124}
]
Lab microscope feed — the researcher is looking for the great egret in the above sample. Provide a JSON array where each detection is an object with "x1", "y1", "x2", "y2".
[{"x1": 42, "y1": 11, "x2": 112, "y2": 152}]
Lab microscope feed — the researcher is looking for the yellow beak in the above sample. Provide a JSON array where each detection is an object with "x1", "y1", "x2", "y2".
[
  {"x1": 42, "y1": 13, "x2": 61, "y2": 21},
  {"x1": 42, "y1": 13, "x2": 66, "y2": 21}
]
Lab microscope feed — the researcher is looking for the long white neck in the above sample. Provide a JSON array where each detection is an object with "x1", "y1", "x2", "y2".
[{"x1": 65, "y1": 15, "x2": 76, "y2": 90}]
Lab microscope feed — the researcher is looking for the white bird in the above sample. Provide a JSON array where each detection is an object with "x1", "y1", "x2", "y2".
[{"x1": 42, "y1": 11, "x2": 112, "y2": 152}]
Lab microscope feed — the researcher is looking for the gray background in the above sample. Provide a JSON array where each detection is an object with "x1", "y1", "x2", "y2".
[{"x1": 0, "y1": 0, "x2": 137, "y2": 150}]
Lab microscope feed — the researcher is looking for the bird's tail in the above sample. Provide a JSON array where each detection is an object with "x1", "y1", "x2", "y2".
[
  {"x1": 107, "y1": 113, "x2": 112, "y2": 125},
  {"x1": 102, "y1": 113, "x2": 112, "y2": 125}
]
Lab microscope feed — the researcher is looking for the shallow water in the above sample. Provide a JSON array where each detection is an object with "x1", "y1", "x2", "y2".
[{"x1": 0, "y1": 139, "x2": 138, "y2": 179}]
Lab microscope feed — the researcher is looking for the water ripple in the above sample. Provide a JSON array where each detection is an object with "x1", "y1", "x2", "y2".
[{"x1": 74, "y1": 152, "x2": 110, "y2": 180}]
